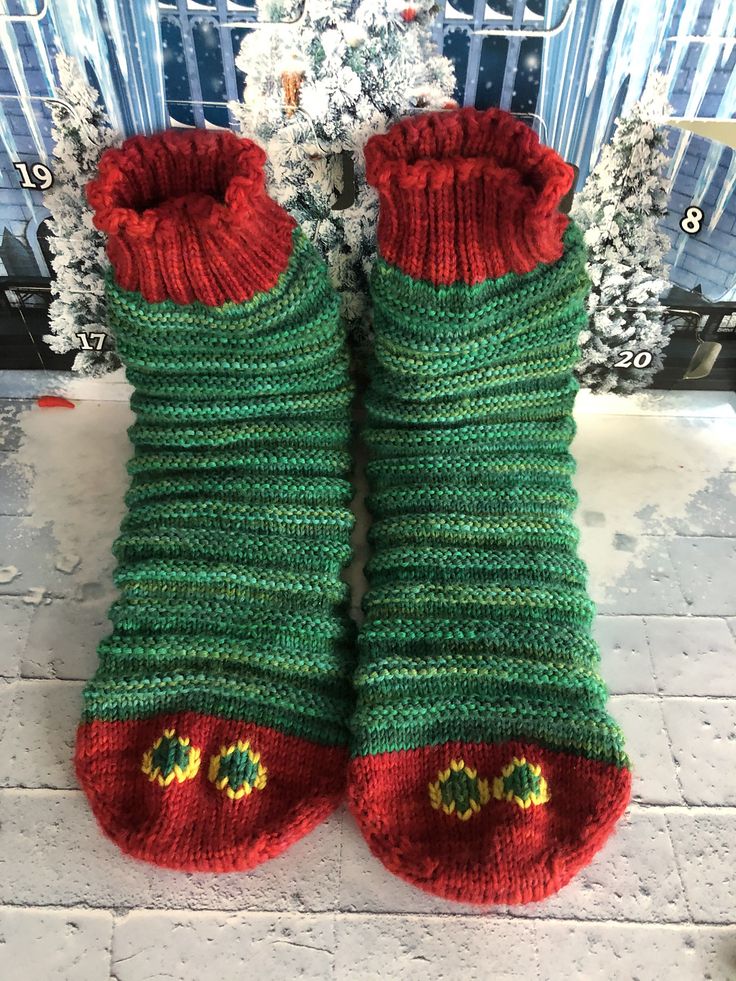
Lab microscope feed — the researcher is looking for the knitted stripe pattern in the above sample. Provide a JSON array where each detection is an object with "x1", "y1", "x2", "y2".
[
  {"x1": 75, "y1": 130, "x2": 355, "y2": 872},
  {"x1": 349, "y1": 108, "x2": 631, "y2": 905}
]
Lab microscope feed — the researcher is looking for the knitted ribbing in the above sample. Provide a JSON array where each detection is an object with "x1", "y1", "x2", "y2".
[
  {"x1": 364, "y1": 106, "x2": 572, "y2": 284},
  {"x1": 87, "y1": 128, "x2": 295, "y2": 306},
  {"x1": 75, "y1": 131, "x2": 355, "y2": 872},
  {"x1": 349, "y1": 109, "x2": 631, "y2": 906}
]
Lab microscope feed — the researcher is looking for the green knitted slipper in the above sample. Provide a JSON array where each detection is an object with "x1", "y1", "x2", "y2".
[
  {"x1": 75, "y1": 129, "x2": 355, "y2": 871},
  {"x1": 348, "y1": 108, "x2": 631, "y2": 905}
]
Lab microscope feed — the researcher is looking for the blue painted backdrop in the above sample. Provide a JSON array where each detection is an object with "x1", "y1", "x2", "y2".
[{"x1": 0, "y1": 0, "x2": 734, "y2": 303}]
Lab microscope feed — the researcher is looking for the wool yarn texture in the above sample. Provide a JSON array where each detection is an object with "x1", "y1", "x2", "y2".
[
  {"x1": 348, "y1": 107, "x2": 632, "y2": 905},
  {"x1": 75, "y1": 129, "x2": 355, "y2": 871}
]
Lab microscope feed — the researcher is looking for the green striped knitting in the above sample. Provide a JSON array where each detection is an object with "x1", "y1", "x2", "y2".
[
  {"x1": 80, "y1": 229, "x2": 355, "y2": 746},
  {"x1": 352, "y1": 223, "x2": 628, "y2": 769}
]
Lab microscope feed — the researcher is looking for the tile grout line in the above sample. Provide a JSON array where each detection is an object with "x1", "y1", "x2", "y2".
[
  {"x1": 644, "y1": 616, "x2": 686, "y2": 805},
  {"x1": 724, "y1": 617, "x2": 736, "y2": 645},
  {"x1": 0, "y1": 903, "x2": 734, "y2": 929},
  {"x1": 106, "y1": 909, "x2": 117, "y2": 981},
  {"x1": 644, "y1": 615, "x2": 695, "y2": 923},
  {"x1": 334, "y1": 804, "x2": 346, "y2": 977},
  {"x1": 612, "y1": 694, "x2": 736, "y2": 702},
  {"x1": 601, "y1": 532, "x2": 736, "y2": 541},
  {"x1": 598, "y1": 613, "x2": 736, "y2": 620}
]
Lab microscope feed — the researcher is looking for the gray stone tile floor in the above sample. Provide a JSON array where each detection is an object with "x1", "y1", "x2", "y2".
[{"x1": 0, "y1": 379, "x2": 734, "y2": 980}]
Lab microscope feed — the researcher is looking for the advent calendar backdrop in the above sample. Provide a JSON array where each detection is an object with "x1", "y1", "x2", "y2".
[{"x1": 0, "y1": 0, "x2": 733, "y2": 386}]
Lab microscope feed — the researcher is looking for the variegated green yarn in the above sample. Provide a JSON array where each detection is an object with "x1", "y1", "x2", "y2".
[
  {"x1": 80, "y1": 229, "x2": 356, "y2": 748},
  {"x1": 352, "y1": 223, "x2": 629, "y2": 769}
]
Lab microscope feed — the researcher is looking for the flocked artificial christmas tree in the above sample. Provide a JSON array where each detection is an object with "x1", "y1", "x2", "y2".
[
  {"x1": 43, "y1": 54, "x2": 119, "y2": 375},
  {"x1": 231, "y1": 0, "x2": 456, "y2": 346},
  {"x1": 571, "y1": 72, "x2": 674, "y2": 393}
]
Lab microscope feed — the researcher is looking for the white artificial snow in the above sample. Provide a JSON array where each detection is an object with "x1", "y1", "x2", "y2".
[
  {"x1": 43, "y1": 55, "x2": 119, "y2": 376},
  {"x1": 22, "y1": 587, "x2": 48, "y2": 606},
  {"x1": 15, "y1": 400, "x2": 133, "y2": 600},
  {"x1": 572, "y1": 72, "x2": 675, "y2": 394},
  {"x1": 572, "y1": 391, "x2": 736, "y2": 604},
  {"x1": 54, "y1": 554, "x2": 81, "y2": 575},
  {"x1": 231, "y1": 0, "x2": 456, "y2": 348}
]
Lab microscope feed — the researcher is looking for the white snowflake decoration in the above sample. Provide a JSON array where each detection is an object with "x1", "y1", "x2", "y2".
[{"x1": 232, "y1": 0, "x2": 456, "y2": 349}]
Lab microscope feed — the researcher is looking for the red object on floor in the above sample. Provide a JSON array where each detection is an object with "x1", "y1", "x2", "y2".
[
  {"x1": 75, "y1": 712, "x2": 347, "y2": 871},
  {"x1": 348, "y1": 741, "x2": 631, "y2": 905},
  {"x1": 37, "y1": 395, "x2": 75, "y2": 408}
]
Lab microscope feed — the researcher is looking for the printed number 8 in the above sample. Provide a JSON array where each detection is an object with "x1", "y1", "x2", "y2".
[{"x1": 680, "y1": 206, "x2": 703, "y2": 235}]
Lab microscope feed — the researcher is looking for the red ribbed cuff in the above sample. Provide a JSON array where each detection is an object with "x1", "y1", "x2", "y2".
[
  {"x1": 364, "y1": 108, "x2": 574, "y2": 285},
  {"x1": 86, "y1": 129, "x2": 296, "y2": 306}
]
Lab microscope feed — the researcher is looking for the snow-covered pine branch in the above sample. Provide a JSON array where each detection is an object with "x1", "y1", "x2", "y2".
[
  {"x1": 231, "y1": 0, "x2": 456, "y2": 350},
  {"x1": 43, "y1": 54, "x2": 120, "y2": 376},
  {"x1": 572, "y1": 72, "x2": 674, "y2": 394}
]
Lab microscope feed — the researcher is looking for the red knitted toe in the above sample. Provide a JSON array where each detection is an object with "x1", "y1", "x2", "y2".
[
  {"x1": 348, "y1": 742, "x2": 631, "y2": 905},
  {"x1": 76, "y1": 713, "x2": 347, "y2": 871}
]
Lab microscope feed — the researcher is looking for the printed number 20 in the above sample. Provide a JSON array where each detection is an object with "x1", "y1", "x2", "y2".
[{"x1": 615, "y1": 350, "x2": 653, "y2": 368}]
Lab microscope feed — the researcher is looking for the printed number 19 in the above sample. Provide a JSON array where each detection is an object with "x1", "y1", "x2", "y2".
[{"x1": 13, "y1": 161, "x2": 54, "y2": 190}]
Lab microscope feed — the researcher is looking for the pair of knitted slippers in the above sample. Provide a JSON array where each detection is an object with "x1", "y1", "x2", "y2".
[{"x1": 75, "y1": 108, "x2": 631, "y2": 906}]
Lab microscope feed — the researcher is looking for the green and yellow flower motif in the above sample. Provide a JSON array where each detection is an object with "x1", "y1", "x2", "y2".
[
  {"x1": 208, "y1": 739, "x2": 268, "y2": 800},
  {"x1": 429, "y1": 758, "x2": 490, "y2": 821},
  {"x1": 492, "y1": 756, "x2": 550, "y2": 809},
  {"x1": 141, "y1": 728, "x2": 201, "y2": 787}
]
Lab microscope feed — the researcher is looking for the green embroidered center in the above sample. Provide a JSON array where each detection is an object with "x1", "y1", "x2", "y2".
[
  {"x1": 492, "y1": 757, "x2": 550, "y2": 809},
  {"x1": 150, "y1": 734, "x2": 191, "y2": 779},
  {"x1": 429, "y1": 759, "x2": 490, "y2": 821},
  {"x1": 141, "y1": 728, "x2": 201, "y2": 787},
  {"x1": 209, "y1": 739, "x2": 268, "y2": 800},
  {"x1": 219, "y1": 746, "x2": 260, "y2": 789}
]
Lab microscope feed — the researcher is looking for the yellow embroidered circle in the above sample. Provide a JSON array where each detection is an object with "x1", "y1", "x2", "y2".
[
  {"x1": 428, "y1": 758, "x2": 490, "y2": 821},
  {"x1": 141, "y1": 728, "x2": 201, "y2": 787},
  {"x1": 208, "y1": 739, "x2": 268, "y2": 800}
]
